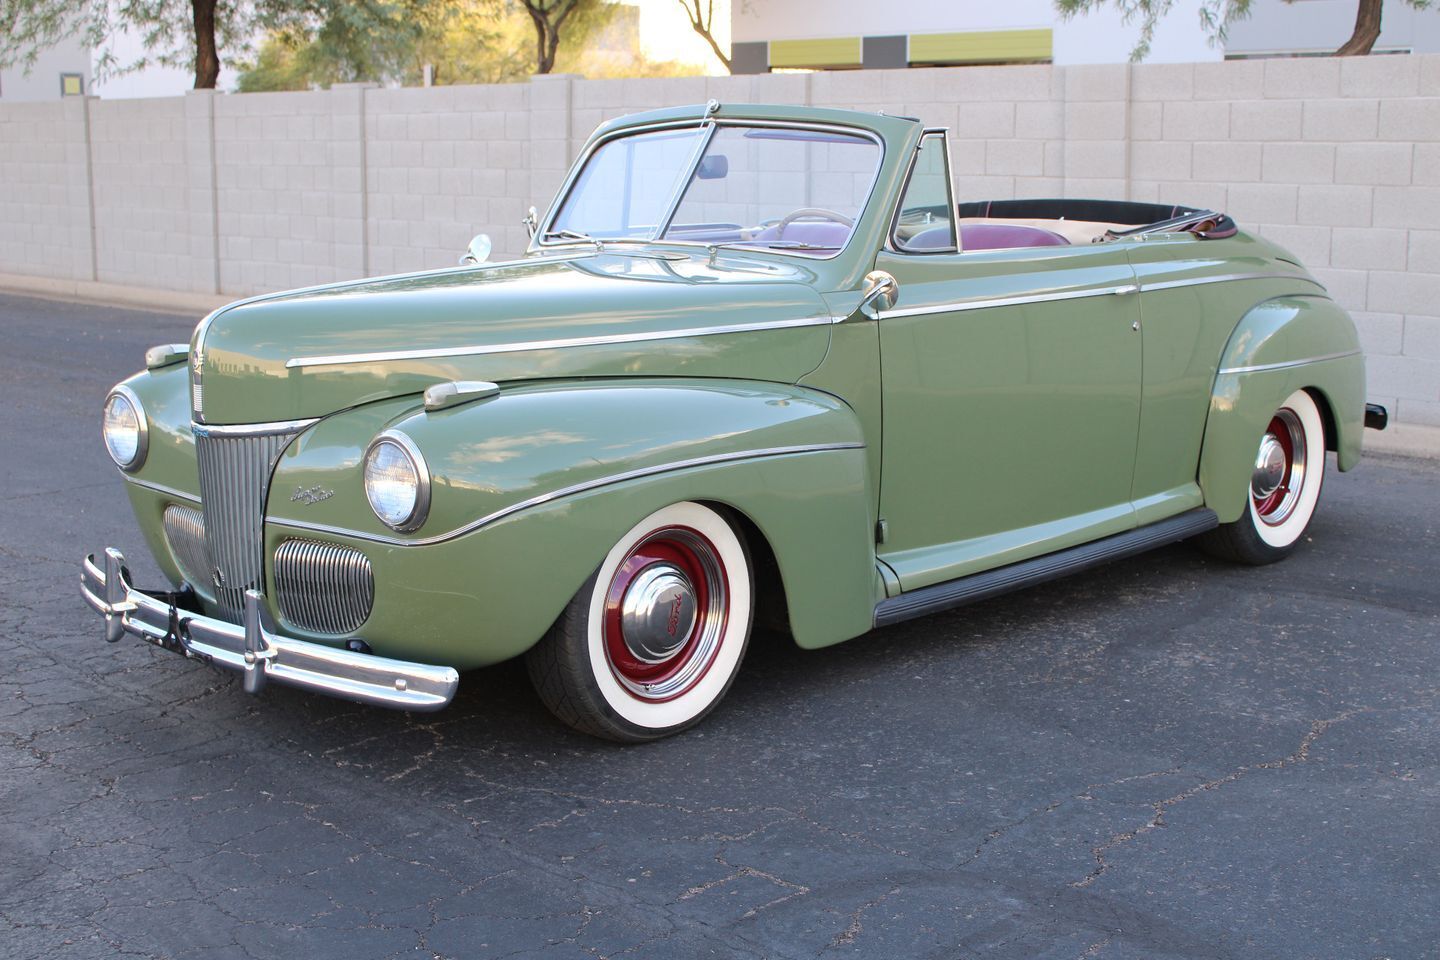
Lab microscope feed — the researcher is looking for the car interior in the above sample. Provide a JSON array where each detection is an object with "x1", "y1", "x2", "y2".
[{"x1": 898, "y1": 198, "x2": 1238, "y2": 252}]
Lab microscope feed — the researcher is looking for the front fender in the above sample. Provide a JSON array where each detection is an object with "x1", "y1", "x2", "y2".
[
  {"x1": 1198, "y1": 295, "x2": 1365, "y2": 523},
  {"x1": 265, "y1": 379, "x2": 877, "y2": 667}
]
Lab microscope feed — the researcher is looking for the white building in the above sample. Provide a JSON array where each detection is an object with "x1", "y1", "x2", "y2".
[
  {"x1": 729, "y1": 0, "x2": 1440, "y2": 72},
  {"x1": 0, "y1": 33, "x2": 91, "y2": 101}
]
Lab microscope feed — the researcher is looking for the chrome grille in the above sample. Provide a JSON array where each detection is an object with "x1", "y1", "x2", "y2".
[
  {"x1": 162, "y1": 504, "x2": 212, "y2": 588},
  {"x1": 194, "y1": 425, "x2": 304, "y2": 619},
  {"x1": 273, "y1": 539, "x2": 375, "y2": 635}
]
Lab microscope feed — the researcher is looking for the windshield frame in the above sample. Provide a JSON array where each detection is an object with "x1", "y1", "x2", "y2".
[{"x1": 533, "y1": 117, "x2": 887, "y2": 261}]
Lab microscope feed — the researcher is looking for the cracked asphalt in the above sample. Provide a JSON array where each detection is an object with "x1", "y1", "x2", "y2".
[{"x1": 2, "y1": 290, "x2": 1438, "y2": 959}]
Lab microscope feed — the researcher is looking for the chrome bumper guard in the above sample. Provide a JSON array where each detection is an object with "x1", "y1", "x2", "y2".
[{"x1": 81, "y1": 548, "x2": 459, "y2": 711}]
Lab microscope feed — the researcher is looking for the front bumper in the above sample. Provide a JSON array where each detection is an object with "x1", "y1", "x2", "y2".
[{"x1": 80, "y1": 548, "x2": 459, "y2": 711}]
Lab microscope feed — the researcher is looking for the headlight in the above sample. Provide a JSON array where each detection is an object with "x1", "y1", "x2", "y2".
[
  {"x1": 103, "y1": 386, "x2": 148, "y2": 471},
  {"x1": 364, "y1": 431, "x2": 430, "y2": 531}
]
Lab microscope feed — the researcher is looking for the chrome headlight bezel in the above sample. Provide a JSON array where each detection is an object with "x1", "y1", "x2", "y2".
[
  {"x1": 363, "y1": 430, "x2": 431, "y2": 532},
  {"x1": 103, "y1": 385, "x2": 148, "y2": 472}
]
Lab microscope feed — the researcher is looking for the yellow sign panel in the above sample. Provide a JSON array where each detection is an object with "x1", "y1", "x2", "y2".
[
  {"x1": 769, "y1": 37, "x2": 862, "y2": 69},
  {"x1": 909, "y1": 29, "x2": 1053, "y2": 64}
]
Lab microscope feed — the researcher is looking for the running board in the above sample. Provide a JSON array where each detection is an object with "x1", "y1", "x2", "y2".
[{"x1": 873, "y1": 508, "x2": 1219, "y2": 628}]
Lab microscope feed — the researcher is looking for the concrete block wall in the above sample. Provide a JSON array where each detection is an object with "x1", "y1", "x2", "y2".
[
  {"x1": 0, "y1": 98, "x2": 94, "y2": 282},
  {"x1": 212, "y1": 88, "x2": 369, "y2": 293},
  {"x1": 89, "y1": 97, "x2": 196, "y2": 291},
  {"x1": 1, "y1": 57, "x2": 1438, "y2": 423}
]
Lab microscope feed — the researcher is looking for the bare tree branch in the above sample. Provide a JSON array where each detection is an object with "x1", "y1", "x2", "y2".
[{"x1": 677, "y1": 0, "x2": 730, "y2": 72}]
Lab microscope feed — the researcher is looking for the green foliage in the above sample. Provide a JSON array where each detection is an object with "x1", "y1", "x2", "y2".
[
  {"x1": 236, "y1": 0, "x2": 705, "y2": 91},
  {"x1": 0, "y1": 0, "x2": 321, "y2": 86}
]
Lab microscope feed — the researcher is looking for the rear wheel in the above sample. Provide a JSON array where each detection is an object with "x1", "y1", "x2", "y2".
[
  {"x1": 1198, "y1": 389, "x2": 1326, "y2": 565},
  {"x1": 526, "y1": 501, "x2": 753, "y2": 742}
]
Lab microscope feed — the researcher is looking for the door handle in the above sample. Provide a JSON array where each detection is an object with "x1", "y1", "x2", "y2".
[{"x1": 1112, "y1": 283, "x2": 1140, "y2": 296}]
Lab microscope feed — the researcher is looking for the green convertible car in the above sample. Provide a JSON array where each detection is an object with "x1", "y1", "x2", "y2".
[{"x1": 84, "y1": 102, "x2": 1388, "y2": 741}]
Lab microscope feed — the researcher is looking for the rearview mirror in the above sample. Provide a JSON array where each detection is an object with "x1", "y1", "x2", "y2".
[
  {"x1": 459, "y1": 233, "x2": 492, "y2": 265},
  {"x1": 696, "y1": 155, "x2": 728, "y2": 180}
]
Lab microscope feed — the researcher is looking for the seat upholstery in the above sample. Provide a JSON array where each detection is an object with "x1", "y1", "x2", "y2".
[
  {"x1": 750, "y1": 221, "x2": 851, "y2": 247},
  {"x1": 959, "y1": 223, "x2": 1068, "y2": 250},
  {"x1": 903, "y1": 222, "x2": 1070, "y2": 252}
]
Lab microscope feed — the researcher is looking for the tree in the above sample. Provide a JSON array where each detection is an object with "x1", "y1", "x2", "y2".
[
  {"x1": 237, "y1": 0, "x2": 685, "y2": 91},
  {"x1": 518, "y1": 0, "x2": 601, "y2": 74},
  {"x1": 1054, "y1": 0, "x2": 1434, "y2": 60},
  {"x1": 0, "y1": 0, "x2": 324, "y2": 90},
  {"x1": 677, "y1": 0, "x2": 730, "y2": 72}
]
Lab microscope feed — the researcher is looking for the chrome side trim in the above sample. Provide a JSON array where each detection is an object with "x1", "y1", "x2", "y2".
[
  {"x1": 1218, "y1": 350, "x2": 1360, "y2": 376},
  {"x1": 267, "y1": 441, "x2": 867, "y2": 548},
  {"x1": 1137, "y1": 272, "x2": 1326, "y2": 294},
  {"x1": 880, "y1": 284, "x2": 1130, "y2": 319},
  {"x1": 285, "y1": 315, "x2": 837, "y2": 369},
  {"x1": 879, "y1": 271, "x2": 1327, "y2": 320},
  {"x1": 122, "y1": 475, "x2": 202, "y2": 504},
  {"x1": 192, "y1": 418, "x2": 319, "y2": 437}
]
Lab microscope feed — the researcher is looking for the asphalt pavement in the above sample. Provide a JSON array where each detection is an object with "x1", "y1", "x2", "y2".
[{"x1": 2, "y1": 290, "x2": 1437, "y2": 960}]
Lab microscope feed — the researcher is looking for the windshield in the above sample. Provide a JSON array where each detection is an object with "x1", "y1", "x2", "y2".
[{"x1": 545, "y1": 123, "x2": 882, "y2": 256}]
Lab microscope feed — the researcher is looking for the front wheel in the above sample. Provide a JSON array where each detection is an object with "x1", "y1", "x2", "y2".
[
  {"x1": 1198, "y1": 388, "x2": 1327, "y2": 565},
  {"x1": 526, "y1": 501, "x2": 754, "y2": 742}
]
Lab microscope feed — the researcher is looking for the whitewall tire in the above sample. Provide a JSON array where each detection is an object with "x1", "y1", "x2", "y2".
[
  {"x1": 1199, "y1": 389, "x2": 1327, "y2": 565},
  {"x1": 526, "y1": 501, "x2": 754, "y2": 742}
]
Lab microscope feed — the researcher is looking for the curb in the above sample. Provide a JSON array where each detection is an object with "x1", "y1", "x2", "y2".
[
  {"x1": 0, "y1": 273, "x2": 230, "y2": 317},
  {"x1": 1362, "y1": 422, "x2": 1440, "y2": 462}
]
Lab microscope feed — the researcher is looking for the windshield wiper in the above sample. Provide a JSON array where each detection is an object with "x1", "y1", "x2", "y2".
[
  {"x1": 719, "y1": 239, "x2": 832, "y2": 251},
  {"x1": 542, "y1": 229, "x2": 596, "y2": 243}
]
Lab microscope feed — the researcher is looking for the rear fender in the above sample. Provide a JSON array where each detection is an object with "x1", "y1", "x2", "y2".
[{"x1": 1199, "y1": 296, "x2": 1364, "y2": 524}]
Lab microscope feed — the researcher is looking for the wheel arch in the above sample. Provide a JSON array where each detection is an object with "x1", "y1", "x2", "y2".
[
  {"x1": 1198, "y1": 295, "x2": 1365, "y2": 523},
  {"x1": 703, "y1": 503, "x2": 792, "y2": 640}
]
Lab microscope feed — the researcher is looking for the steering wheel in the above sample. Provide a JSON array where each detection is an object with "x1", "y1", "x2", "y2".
[{"x1": 775, "y1": 207, "x2": 854, "y2": 236}]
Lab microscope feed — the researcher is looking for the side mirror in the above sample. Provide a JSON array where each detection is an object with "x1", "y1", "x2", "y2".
[
  {"x1": 858, "y1": 270, "x2": 898, "y2": 318},
  {"x1": 522, "y1": 205, "x2": 538, "y2": 240},
  {"x1": 459, "y1": 233, "x2": 492, "y2": 265}
]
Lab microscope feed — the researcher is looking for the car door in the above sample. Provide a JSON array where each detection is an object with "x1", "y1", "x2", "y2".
[{"x1": 875, "y1": 132, "x2": 1144, "y2": 592}]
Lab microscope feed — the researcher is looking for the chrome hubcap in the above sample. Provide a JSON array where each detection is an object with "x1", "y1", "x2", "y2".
[
  {"x1": 1250, "y1": 408, "x2": 1307, "y2": 526},
  {"x1": 619, "y1": 564, "x2": 697, "y2": 664},
  {"x1": 1251, "y1": 433, "x2": 1287, "y2": 500},
  {"x1": 603, "y1": 526, "x2": 729, "y2": 702}
]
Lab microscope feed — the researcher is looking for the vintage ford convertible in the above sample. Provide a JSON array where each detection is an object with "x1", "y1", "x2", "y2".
[{"x1": 83, "y1": 102, "x2": 1387, "y2": 741}]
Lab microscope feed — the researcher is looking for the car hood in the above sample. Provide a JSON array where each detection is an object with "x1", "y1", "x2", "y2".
[{"x1": 192, "y1": 251, "x2": 836, "y2": 424}]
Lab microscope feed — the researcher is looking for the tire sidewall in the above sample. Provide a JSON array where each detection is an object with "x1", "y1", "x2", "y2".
[
  {"x1": 1247, "y1": 389, "x2": 1326, "y2": 551},
  {"x1": 580, "y1": 502, "x2": 753, "y2": 739}
]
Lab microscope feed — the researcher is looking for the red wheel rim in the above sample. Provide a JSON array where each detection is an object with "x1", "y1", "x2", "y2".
[
  {"x1": 602, "y1": 526, "x2": 728, "y2": 702},
  {"x1": 1251, "y1": 408, "x2": 1307, "y2": 525}
]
